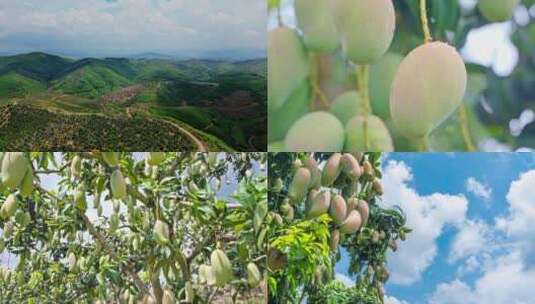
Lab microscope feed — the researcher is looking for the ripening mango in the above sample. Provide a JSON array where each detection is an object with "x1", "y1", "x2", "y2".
[
  {"x1": 321, "y1": 153, "x2": 342, "y2": 186},
  {"x1": 329, "y1": 194, "x2": 347, "y2": 224},
  {"x1": 330, "y1": 91, "x2": 364, "y2": 125},
  {"x1": 268, "y1": 80, "x2": 310, "y2": 143},
  {"x1": 295, "y1": 0, "x2": 339, "y2": 53},
  {"x1": 369, "y1": 53, "x2": 403, "y2": 120},
  {"x1": 345, "y1": 115, "x2": 394, "y2": 152},
  {"x1": 268, "y1": 27, "x2": 310, "y2": 111},
  {"x1": 478, "y1": 0, "x2": 520, "y2": 22},
  {"x1": 339, "y1": 210, "x2": 362, "y2": 234},
  {"x1": 330, "y1": 229, "x2": 340, "y2": 252},
  {"x1": 306, "y1": 190, "x2": 330, "y2": 218},
  {"x1": 340, "y1": 153, "x2": 361, "y2": 180},
  {"x1": 304, "y1": 157, "x2": 321, "y2": 189},
  {"x1": 357, "y1": 200, "x2": 369, "y2": 226},
  {"x1": 285, "y1": 112, "x2": 345, "y2": 152},
  {"x1": 153, "y1": 220, "x2": 170, "y2": 244},
  {"x1": 331, "y1": 0, "x2": 396, "y2": 64},
  {"x1": 288, "y1": 167, "x2": 311, "y2": 203},
  {"x1": 390, "y1": 42, "x2": 467, "y2": 139}
]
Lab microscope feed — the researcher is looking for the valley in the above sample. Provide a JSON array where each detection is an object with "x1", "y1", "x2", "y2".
[{"x1": 0, "y1": 52, "x2": 266, "y2": 151}]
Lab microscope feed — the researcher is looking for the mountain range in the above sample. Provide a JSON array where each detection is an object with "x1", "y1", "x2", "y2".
[{"x1": 0, "y1": 52, "x2": 267, "y2": 151}]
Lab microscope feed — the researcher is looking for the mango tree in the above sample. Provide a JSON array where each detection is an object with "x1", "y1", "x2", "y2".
[{"x1": 0, "y1": 152, "x2": 267, "y2": 303}]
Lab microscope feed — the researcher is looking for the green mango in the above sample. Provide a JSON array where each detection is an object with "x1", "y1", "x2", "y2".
[
  {"x1": 268, "y1": 27, "x2": 310, "y2": 111},
  {"x1": 153, "y1": 220, "x2": 170, "y2": 244},
  {"x1": 268, "y1": 141, "x2": 285, "y2": 152},
  {"x1": 345, "y1": 115, "x2": 394, "y2": 151},
  {"x1": 295, "y1": 0, "x2": 339, "y2": 53},
  {"x1": 284, "y1": 111, "x2": 345, "y2": 151},
  {"x1": 390, "y1": 42, "x2": 467, "y2": 139},
  {"x1": 0, "y1": 194, "x2": 17, "y2": 219},
  {"x1": 210, "y1": 249, "x2": 233, "y2": 286},
  {"x1": 268, "y1": 80, "x2": 311, "y2": 142},
  {"x1": 330, "y1": 91, "x2": 364, "y2": 125},
  {"x1": 478, "y1": 0, "x2": 520, "y2": 22},
  {"x1": 369, "y1": 53, "x2": 403, "y2": 120},
  {"x1": 110, "y1": 169, "x2": 127, "y2": 199},
  {"x1": 19, "y1": 166, "x2": 34, "y2": 198},
  {"x1": 331, "y1": 0, "x2": 395, "y2": 64},
  {"x1": 147, "y1": 152, "x2": 166, "y2": 166},
  {"x1": 101, "y1": 152, "x2": 120, "y2": 167},
  {"x1": 70, "y1": 156, "x2": 82, "y2": 177},
  {"x1": 1, "y1": 152, "x2": 28, "y2": 189},
  {"x1": 247, "y1": 262, "x2": 262, "y2": 287}
]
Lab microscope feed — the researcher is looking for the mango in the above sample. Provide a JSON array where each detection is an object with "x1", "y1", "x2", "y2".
[
  {"x1": 68, "y1": 252, "x2": 77, "y2": 272},
  {"x1": 390, "y1": 42, "x2": 467, "y2": 139},
  {"x1": 373, "y1": 179, "x2": 384, "y2": 195},
  {"x1": 1, "y1": 194, "x2": 17, "y2": 219},
  {"x1": 304, "y1": 157, "x2": 322, "y2": 189},
  {"x1": 281, "y1": 202, "x2": 295, "y2": 221},
  {"x1": 74, "y1": 185, "x2": 87, "y2": 211},
  {"x1": 185, "y1": 281, "x2": 194, "y2": 303},
  {"x1": 147, "y1": 152, "x2": 166, "y2": 166},
  {"x1": 321, "y1": 153, "x2": 342, "y2": 186},
  {"x1": 346, "y1": 197, "x2": 358, "y2": 212},
  {"x1": 211, "y1": 249, "x2": 233, "y2": 286},
  {"x1": 478, "y1": 0, "x2": 520, "y2": 22},
  {"x1": 295, "y1": 0, "x2": 339, "y2": 53},
  {"x1": 247, "y1": 262, "x2": 262, "y2": 287},
  {"x1": 284, "y1": 112, "x2": 345, "y2": 152},
  {"x1": 71, "y1": 156, "x2": 82, "y2": 177},
  {"x1": 306, "y1": 190, "x2": 330, "y2": 218},
  {"x1": 268, "y1": 141, "x2": 285, "y2": 152},
  {"x1": 329, "y1": 194, "x2": 347, "y2": 224},
  {"x1": 162, "y1": 289, "x2": 176, "y2": 304},
  {"x1": 269, "y1": 27, "x2": 310, "y2": 111},
  {"x1": 331, "y1": 0, "x2": 395, "y2": 63},
  {"x1": 330, "y1": 229, "x2": 340, "y2": 252},
  {"x1": 153, "y1": 220, "x2": 170, "y2": 244},
  {"x1": 329, "y1": 91, "x2": 364, "y2": 125},
  {"x1": 356, "y1": 200, "x2": 369, "y2": 226},
  {"x1": 269, "y1": 80, "x2": 311, "y2": 143},
  {"x1": 340, "y1": 153, "x2": 361, "y2": 180},
  {"x1": 362, "y1": 161, "x2": 373, "y2": 176},
  {"x1": 1, "y1": 152, "x2": 28, "y2": 189},
  {"x1": 19, "y1": 166, "x2": 34, "y2": 198},
  {"x1": 110, "y1": 169, "x2": 127, "y2": 199},
  {"x1": 288, "y1": 167, "x2": 311, "y2": 203},
  {"x1": 101, "y1": 152, "x2": 120, "y2": 167},
  {"x1": 339, "y1": 210, "x2": 362, "y2": 234},
  {"x1": 199, "y1": 264, "x2": 216, "y2": 285},
  {"x1": 369, "y1": 53, "x2": 403, "y2": 120},
  {"x1": 345, "y1": 115, "x2": 394, "y2": 152}
]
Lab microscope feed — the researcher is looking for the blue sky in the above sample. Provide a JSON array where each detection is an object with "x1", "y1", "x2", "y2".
[
  {"x1": 0, "y1": 0, "x2": 266, "y2": 58},
  {"x1": 335, "y1": 153, "x2": 535, "y2": 304}
]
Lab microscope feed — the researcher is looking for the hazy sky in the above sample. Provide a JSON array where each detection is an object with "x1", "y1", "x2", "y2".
[{"x1": 0, "y1": 0, "x2": 266, "y2": 57}]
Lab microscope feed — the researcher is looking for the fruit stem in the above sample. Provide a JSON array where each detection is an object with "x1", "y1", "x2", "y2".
[
  {"x1": 356, "y1": 65, "x2": 371, "y2": 150},
  {"x1": 311, "y1": 53, "x2": 330, "y2": 111},
  {"x1": 459, "y1": 104, "x2": 477, "y2": 151},
  {"x1": 419, "y1": 0, "x2": 432, "y2": 43}
]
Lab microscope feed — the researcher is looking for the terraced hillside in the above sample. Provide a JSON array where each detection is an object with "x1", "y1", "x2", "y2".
[
  {"x1": 0, "y1": 104, "x2": 231, "y2": 151},
  {"x1": 0, "y1": 52, "x2": 266, "y2": 150}
]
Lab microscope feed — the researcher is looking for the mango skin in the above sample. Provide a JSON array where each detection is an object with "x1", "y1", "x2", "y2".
[
  {"x1": 331, "y1": 0, "x2": 396, "y2": 64},
  {"x1": 339, "y1": 210, "x2": 362, "y2": 234},
  {"x1": 369, "y1": 53, "x2": 403, "y2": 120},
  {"x1": 288, "y1": 167, "x2": 311, "y2": 203},
  {"x1": 110, "y1": 169, "x2": 127, "y2": 199},
  {"x1": 345, "y1": 115, "x2": 394, "y2": 152},
  {"x1": 268, "y1": 27, "x2": 310, "y2": 111},
  {"x1": 390, "y1": 42, "x2": 467, "y2": 139},
  {"x1": 329, "y1": 194, "x2": 347, "y2": 224},
  {"x1": 295, "y1": 0, "x2": 339, "y2": 53},
  {"x1": 1, "y1": 152, "x2": 28, "y2": 189},
  {"x1": 268, "y1": 80, "x2": 310, "y2": 143},
  {"x1": 330, "y1": 91, "x2": 364, "y2": 125},
  {"x1": 478, "y1": 0, "x2": 520, "y2": 22},
  {"x1": 211, "y1": 249, "x2": 234, "y2": 286},
  {"x1": 285, "y1": 111, "x2": 345, "y2": 152}
]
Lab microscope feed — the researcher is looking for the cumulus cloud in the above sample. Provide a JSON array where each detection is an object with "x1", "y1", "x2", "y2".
[
  {"x1": 384, "y1": 295, "x2": 409, "y2": 304},
  {"x1": 430, "y1": 251, "x2": 535, "y2": 304},
  {"x1": 449, "y1": 219, "x2": 493, "y2": 263},
  {"x1": 0, "y1": 0, "x2": 265, "y2": 57},
  {"x1": 380, "y1": 161, "x2": 469, "y2": 285},
  {"x1": 465, "y1": 177, "x2": 492, "y2": 202}
]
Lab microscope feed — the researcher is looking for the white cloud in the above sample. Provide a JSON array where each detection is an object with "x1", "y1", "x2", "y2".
[
  {"x1": 0, "y1": 0, "x2": 265, "y2": 56},
  {"x1": 449, "y1": 220, "x2": 493, "y2": 263},
  {"x1": 430, "y1": 251, "x2": 535, "y2": 304},
  {"x1": 498, "y1": 170, "x2": 535, "y2": 243},
  {"x1": 380, "y1": 161, "x2": 469, "y2": 285},
  {"x1": 465, "y1": 177, "x2": 492, "y2": 202},
  {"x1": 335, "y1": 273, "x2": 355, "y2": 287},
  {"x1": 384, "y1": 295, "x2": 409, "y2": 304}
]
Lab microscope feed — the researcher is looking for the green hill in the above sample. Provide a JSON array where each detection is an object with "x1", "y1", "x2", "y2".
[
  {"x1": 52, "y1": 64, "x2": 132, "y2": 98},
  {"x1": 0, "y1": 52, "x2": 73, "y2": 82},
  {"x1": 0, "y1": 72, "x2": 46, "y2": 98}
]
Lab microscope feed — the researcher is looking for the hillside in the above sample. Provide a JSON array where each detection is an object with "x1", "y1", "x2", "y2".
[
  {"x1": 0, "y1": 104, "x2": 231, "y2": 151},
  {"x1": 0, "y1": 52, "x2": 266, "y2": 151}
]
